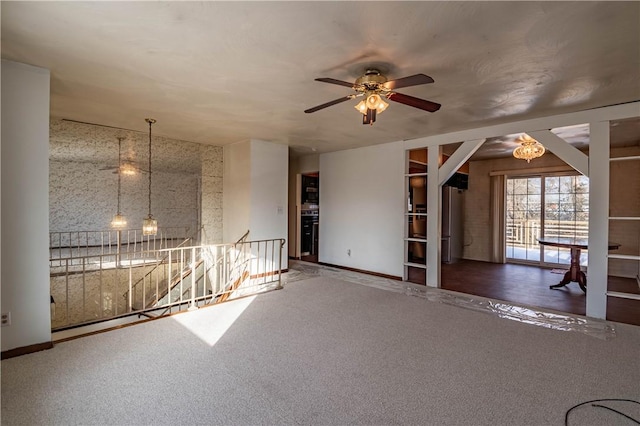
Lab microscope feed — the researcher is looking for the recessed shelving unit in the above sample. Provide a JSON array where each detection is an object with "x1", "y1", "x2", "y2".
[{"x1": 607, "y1": 154, "x2": 640, "y2": 301}]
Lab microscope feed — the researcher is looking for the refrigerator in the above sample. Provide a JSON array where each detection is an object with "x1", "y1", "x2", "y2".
[{"x1": 442, "y1": 185, "x2": 464, "y2": 263}]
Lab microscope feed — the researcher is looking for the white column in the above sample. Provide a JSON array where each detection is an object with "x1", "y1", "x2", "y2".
[
  {"x1": 586, "y1": 121, "x2": 609, "y2": 319},
  {"x1": 426, "y1": 146, "x2": 441, "y2": 287}
]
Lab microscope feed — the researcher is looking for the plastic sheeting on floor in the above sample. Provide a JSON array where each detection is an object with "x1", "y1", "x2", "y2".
[{"x1": 285, "y1": 260, "x2": 616, "y2": 340}]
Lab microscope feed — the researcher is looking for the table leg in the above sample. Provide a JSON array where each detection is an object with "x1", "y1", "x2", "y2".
[
  {"x1": 550, "y1": 271, "x2": 572, "y2": 289},
  {"x1": 549, "y1": 247, "x2": 586, "y2": 291},
  {"x1": 577, "y1": 271, "x2": 587, "y2": 293}
]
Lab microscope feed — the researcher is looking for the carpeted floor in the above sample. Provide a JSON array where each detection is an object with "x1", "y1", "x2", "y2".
[{"x1": 2, "y1": 269, "x2": 639, "y2": 425}]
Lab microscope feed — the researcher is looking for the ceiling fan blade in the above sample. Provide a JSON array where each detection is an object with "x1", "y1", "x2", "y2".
[
  {"x1": 314, "y1": 78, "x2": 354, "y2": 88},
  {"x1": 387, "y1": 92, "x2": 441, "y2": 112},
  {"x1": 383, "y1": 74, "x2": 434, "y2": 90},
  {"x1": 304, "y1": 95, "x2": 354, "y2": 113}
]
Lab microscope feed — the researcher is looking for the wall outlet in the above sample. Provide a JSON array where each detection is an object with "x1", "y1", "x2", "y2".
[
  {"x1": 1, "y1": 312, "x2": 11, "y2": 327},
  {"x1": 347, "y1": 249, "x2": 351, "y2": 256}
]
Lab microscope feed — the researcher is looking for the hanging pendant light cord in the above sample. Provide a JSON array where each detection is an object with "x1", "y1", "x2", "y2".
[{"x1": 146, "y1": 119, "x2": 155, "y2": 218}]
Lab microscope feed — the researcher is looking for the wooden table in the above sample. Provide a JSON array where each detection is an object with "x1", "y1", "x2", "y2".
[{"x1": 537, "y1": 238, "x2": 620, "y2": 292}]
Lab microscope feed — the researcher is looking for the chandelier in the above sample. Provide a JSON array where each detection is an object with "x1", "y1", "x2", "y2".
[
  {"x1": 142, "y1": 118, "x2": 158, "y2": 236},
  {"x1": 513, "y1": 133, "x2": 545, "y2": 163},
  {"x1": 110, "y1": 137, "x2": 127, "y2": 229}
]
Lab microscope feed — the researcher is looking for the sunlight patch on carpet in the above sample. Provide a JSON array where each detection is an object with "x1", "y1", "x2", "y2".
[{"x1": 171, "y1": 295, "x2": 256, "y2": 346}]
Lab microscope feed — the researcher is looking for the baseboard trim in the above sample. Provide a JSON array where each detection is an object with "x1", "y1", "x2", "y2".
[
  {"x1": 249, "y1": 269, "x2": 288, "y2": 279},
  {"x1": 317, "y1": 262, "x2": 402, "y2": 281},
  {"x1": 1, "y1": 341, "x2": 54, "y2": 359}
]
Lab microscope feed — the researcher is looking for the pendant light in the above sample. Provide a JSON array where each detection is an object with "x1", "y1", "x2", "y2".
[
  {"x1": 110, "y1": 137, "x2": 127, "y2": 229},
  {"x1": 142, "y1": 118, "x2": 158, "y2": 236}
]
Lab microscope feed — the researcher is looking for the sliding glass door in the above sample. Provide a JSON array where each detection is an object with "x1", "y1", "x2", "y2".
[{"x1": 506, "y1": 175, "x2": 589, "y2": 266}]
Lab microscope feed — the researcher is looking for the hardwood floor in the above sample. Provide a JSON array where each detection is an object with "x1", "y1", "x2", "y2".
[
  {"x1": 438, "y1": 260, "x2": 640, "y2": 327},
  {"x1": 300, "y1": 254, "x2": 318, "y2": 263}
]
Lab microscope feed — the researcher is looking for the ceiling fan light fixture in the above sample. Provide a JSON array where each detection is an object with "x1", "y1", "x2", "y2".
[
  {"x1": 354, "y1": 100, "x2": 368, "y2": 114},
  {"x1": 513, "y1": 134, "x2": 545, "y2": 163},
  {"x1": 376, "y1": 98, "x2": 389, "y2": 113},
  {"x1": 365, "y1": 94, "x2": 389, "y2": 113},
  {"x1": 366, "y1": 93, "x2": 381, "y2": 108},
  {"x1": 119, "y1": 162, "x2": 138, "y2": 176},
  {"x1": 306, "y1": 69, "x2": 440, "y2": 124}
]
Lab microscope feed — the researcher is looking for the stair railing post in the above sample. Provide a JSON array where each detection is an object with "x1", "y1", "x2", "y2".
[
  {"x1": 116, "y1": 229, "x2": 122, "y2": 268},
  {"x1": 188, "y1": 246, "x2": 198, "y2": 311},
  {"x1": 276, "y1": 239, "x2": 284, "y2": 290},
  {"x1": 167, "y1": 249, "x2": 172, "y2": 310},
  {"x1": 128, "y1": 262, "x2": 133, "y2": 312}
]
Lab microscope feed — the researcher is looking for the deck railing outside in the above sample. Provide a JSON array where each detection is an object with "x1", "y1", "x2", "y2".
[
  {"x1": 506, "y1": 219, "x2": 589, "y2": 264},
  {"x1": 506, "y1": 219, "x2": 589, "y2": 247}
]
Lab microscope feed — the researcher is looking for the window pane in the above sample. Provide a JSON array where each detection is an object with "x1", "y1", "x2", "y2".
[
  {"x1": 527, "y1": 178, "x2": 541, "y2": 194},
  {"x1": 559, "y1": 176, "x2": 574, "y2": 192},
  {"x1": 512, "y1": 178, "x2": 528, "y2": 194},
  {"x1": 576, "y1": 176, "x2": 589, "y2": 193},
  {"x1": 545, "y1": 176, "x2": 560, "y2": 193}
]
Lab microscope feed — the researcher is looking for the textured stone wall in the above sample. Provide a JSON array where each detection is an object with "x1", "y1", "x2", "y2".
[
  {"x1": 201, "y1": 145, "x2": 224, "y2": 244},
  {"x1": 49, "y1": 118, "x2": 223, "y2": 240},
  {"x1": 48, "y1": 119, "x2": 225, "y2": 326}
]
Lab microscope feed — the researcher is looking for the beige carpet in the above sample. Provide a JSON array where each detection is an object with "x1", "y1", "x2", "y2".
[{"x1": 2, "y1": 273, "x2": 639, "y2": 425}]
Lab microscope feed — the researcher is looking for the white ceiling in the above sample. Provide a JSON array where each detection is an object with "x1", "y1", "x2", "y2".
[{"x1": 2, "y1": 1, "x2": 639, "y2": 158}]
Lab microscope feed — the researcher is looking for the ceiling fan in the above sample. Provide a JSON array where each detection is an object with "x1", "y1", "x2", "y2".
[
  {"x1": 99, "y1": 162, "x2": 147, "y2": 175},
  {"x1": 100, "y1": 137, "x2": 147, "y2": 175},
  {"x1": 304, "y1": 69, "x2": 441, "y2": 125}
]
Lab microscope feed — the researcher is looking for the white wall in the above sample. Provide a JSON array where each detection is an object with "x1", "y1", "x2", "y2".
[
  {"x1": 320, "y1": 141, "x2": 404, "y2": 277},
  {"x1": 1, "y1": 60, "x2": 52, "y2": 351},
  {"x1": 223, "y1": 140, "x2": 288, "y2": 268},
  {"x1": 250, "y1": 140, "x2": 289, "y2": 268},
  {"x1": 223, "y1": 141, "x2": 251, "y2": 243}
]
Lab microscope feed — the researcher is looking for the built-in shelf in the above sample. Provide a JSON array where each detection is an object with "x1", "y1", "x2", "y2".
[
  {"x1": 404, "y1": 262, "x2": 427, "y2": 269},
  {"x1": 607, "y1": 291, "x2": 640, "y2": 301},
  {"x1": 606, "y1": 150, "x2": 639, "y2": 307},
  {"x1": 608, "y1": 254, "x2": 640, "y2": 261},
  {"x1": 610, "y1": 156, "x2": 640, "y2": 162}
]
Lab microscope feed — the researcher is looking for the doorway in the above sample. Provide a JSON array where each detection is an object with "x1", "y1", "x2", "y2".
[{"x1": 300, "y1": 172, "x2": 319, "y2": 263}]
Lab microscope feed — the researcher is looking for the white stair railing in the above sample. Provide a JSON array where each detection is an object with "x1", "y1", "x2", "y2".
[
  {"x1": 49, "y1": 226, "x2": 193, "y2": 267},
  {"x1": 50, "y1": 237, "x2": 285, "y2": 331}
]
